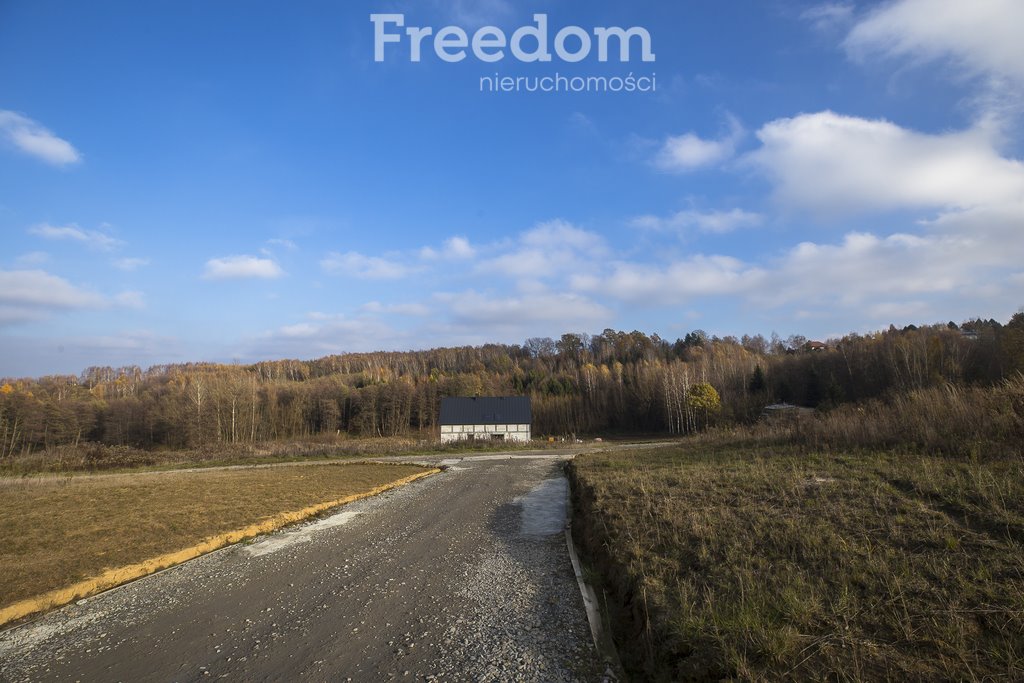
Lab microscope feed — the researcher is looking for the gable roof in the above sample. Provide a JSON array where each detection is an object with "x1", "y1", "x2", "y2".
[{"x1": 439, "y1": 396, "x2": 531, "y2": 425}]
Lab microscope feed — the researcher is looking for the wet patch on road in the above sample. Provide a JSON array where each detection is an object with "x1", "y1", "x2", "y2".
[
  {"x1": 245, "y1": 510, "x2": 363, "y2": 557},
  {"x1": 515, "y1": 477, "x2": 568, "y2": 537}
]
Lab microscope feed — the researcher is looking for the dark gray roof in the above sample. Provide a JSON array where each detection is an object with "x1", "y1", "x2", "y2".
[{"x1": 439, "y1": 396, "x2": 531, "y2": 425}]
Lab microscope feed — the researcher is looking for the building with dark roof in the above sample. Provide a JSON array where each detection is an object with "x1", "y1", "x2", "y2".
[{"x1": 438, "y1": 396, "x2": 532, "y2": 443}]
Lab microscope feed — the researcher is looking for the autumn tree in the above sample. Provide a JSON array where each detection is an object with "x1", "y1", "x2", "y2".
[{"x1": 686, "y1": 382, "x2": 721, "y2": 430}]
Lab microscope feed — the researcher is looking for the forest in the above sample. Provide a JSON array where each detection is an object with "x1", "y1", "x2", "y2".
[{"x1": 1, "y1": 312, "x2": 1022, "y2": 457}]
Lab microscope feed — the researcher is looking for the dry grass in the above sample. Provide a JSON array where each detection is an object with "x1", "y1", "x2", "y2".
[
  {"x1": 710, "y1": 374, "x2": 1024, "y2": 460},
  {"x1": 570, "y1": 445, "x2": 1024, "y2": 681},
  {"x1": 0, "y1": 462, "x2": 425, "y2": 610},
  {"x1": 0, "y1": 434, "x2": 547, "y2": 475}
]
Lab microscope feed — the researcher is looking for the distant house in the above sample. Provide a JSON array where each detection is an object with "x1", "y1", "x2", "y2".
[
  {"x1": 804, "y1": 341, "x2": 828, "y2": 352},
  {"x1": 760, "y1": 402, "x2": 815, "y2": 422},
  {"x1": 439, "y1": 396, "x2": 532, "y2": 443}
]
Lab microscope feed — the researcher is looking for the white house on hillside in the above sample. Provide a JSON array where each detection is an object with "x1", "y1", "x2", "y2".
[{"x1": 439, "y1": 396, "x2": 532, "y2": 443}]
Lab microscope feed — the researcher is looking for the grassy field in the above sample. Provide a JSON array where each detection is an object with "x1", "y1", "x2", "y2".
[
  {"x1": 0, "y1": 435, "x2": 557, "y2": 475},
  {"x1": 570, "y1": 444, "x2": 1024, "y2": 681},
  {"x1": 0, "y1": 462, "x2": 427, "y2": 612}
]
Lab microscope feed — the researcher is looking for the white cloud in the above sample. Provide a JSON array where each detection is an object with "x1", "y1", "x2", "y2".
[
  {"x1": 631, "y1": 208, "x2": 762, "y2": 234},
  {"x1": 760, "y1": 232, "x2": 964, "y2": 307},
  {"x1": 520, "y1": 220, "x2": 606, "y2": 254},
  {"x1": 29, "y1": 223, "x2": 123, "y2": 251},
  {"x1": 0, "y1": 269, "x2": 106, "y2": 324},
  {"x1": 572, "y1": 204, "x2": 1024, "y2": 319},
  {"x1": 0, "y1": 269, "x2": 148, "y2": 326},
  {"x1": 844, "y1": 0, "x2": 1024, "y2": 85},
  {"x1": 279, "y1": 323, "x2": 320, "y2": 338},
  {"x1": 746, "y1": 111, "x2": 1024, "y2": 214},
  {"x1": 266, "y1": 238, "x2": 298, "y2": 251},
  {"x1": 0, "y1": 110, "x2": 81, "y2": 166},
  {"x1": 477, "y1": 220, "x2": 608, "y2": 281},
  {"x1": 572, "y1": 256, "x2": 765, "y2": 306},
  {"x1": 654, "y1": 114, "x2": 744, "y2": 172},
  {"x1": 203, "y1": 255, "x2": 284, "y2": 280},
  {"x1": 802, "y1": 3, "x2": 855, "y2": 33},
  {"x1": 321, "y1": 251, "x2": 412, "y2": 279},
  {"x1": 420, "y1": 236, "x2": 476, "y2": 260},
  {"x1": 0, "y1": 269, "x2": 105, "y2": 309},
  {"x1": 113, "y1": 257, "x2": 150, "y2": 271}
]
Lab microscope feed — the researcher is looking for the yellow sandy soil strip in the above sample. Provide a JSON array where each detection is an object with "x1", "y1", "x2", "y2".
[{"x1": 0, "y1": 468, "x2": 439, "y2": 628}]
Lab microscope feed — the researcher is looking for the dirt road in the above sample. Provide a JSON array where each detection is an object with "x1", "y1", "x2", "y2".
[{"x1": 0, "y1": 454, "x2": 605, "y2": 682}]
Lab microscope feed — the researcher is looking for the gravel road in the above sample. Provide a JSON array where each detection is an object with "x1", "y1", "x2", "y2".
[{"x1": 0, "y1": 454, "x2": 608, "y2": 682}]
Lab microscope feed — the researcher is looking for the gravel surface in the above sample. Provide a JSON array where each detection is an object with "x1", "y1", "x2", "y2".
[{"x1": 0, "y1": 455, "x2": 606, "y2": 682}]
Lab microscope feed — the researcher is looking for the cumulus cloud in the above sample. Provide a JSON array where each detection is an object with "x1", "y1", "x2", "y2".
[
  {"x1": 278, "y1": 323, "x2": 320, "y2": 338},
  {"x1": 572, "y1": 256, "x2": 764, "y2": 306},
  {"x1": 478, "y1": 220, "x2": 607, "y2": 280},
  {"x1": 654, "y1": 114, "x2": 744, "y2": 172},
  {"x1": 0, "y1": 269, "x2": 106, "y2": 310},
  {"x1": 420, "y1": 236, "x2": 476, "y2": 260},
  {"x1": 320, "y1": 251, "x2": 412, "y2": 279},
  {"x1": 746, "y1": 111, "x2": 1024, "y2": 214},
  {"x1": 0, "y1": 269, "x2": 107, "y2": 324},
  {"x1": 759, "y1": 232, "x2": 964, "y2": 308},
  {"x1": 844, "y1": 0, "x2": 1024, "y2": 85},
  {"x1": 0, "y1": 110, "x2": 81, "y2": 166},
  {"x1": 203, "y1": 255, "x2": 284, "y2": 280},
  {"x1": 520, "y1": 220, "x2": 606, "y2": 253},
  {"x1": 631, "y1": 208, "x2": 762, "y2": 235},
  {"x1": 609, "y1": 111, "x2": 1024, "y2": 317},
  {"x1": 29, "y1": 223, "x2": 123, "y2": 251}
]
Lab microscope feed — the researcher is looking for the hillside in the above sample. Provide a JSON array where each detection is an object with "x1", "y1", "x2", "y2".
[{"x1": 1, "y1": 314, "x2": 1022, "y2": 463}]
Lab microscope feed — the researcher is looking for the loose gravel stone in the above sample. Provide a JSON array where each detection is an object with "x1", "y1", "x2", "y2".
[{"x1": 0, "y1": 455, "x2": 607, "y2": 682}]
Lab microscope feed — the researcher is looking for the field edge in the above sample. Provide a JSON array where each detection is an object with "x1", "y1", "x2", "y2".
[{"x1": 0, "y1": 467, "x2": 440, "y2": 629}]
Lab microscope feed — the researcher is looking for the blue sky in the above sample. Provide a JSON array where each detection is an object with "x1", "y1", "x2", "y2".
[{"x1": 2, "y1": 0, "x2": 1023, "y2": 377}]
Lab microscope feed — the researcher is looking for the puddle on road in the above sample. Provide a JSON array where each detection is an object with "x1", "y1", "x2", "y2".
[
  {"x1": 244, "y1": 510, "x2": 362, "y2": 557},
  {"x1": 513, "y1": 477, "x2": 567, "y2": 537}
]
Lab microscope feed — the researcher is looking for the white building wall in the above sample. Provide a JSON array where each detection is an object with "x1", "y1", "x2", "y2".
[{"x1": 440, "y1": 424, "x2": 531, "y2": 443}]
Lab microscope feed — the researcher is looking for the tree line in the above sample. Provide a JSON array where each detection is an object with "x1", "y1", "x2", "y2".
[{"x1": 1, "y1": 314, "x2": 1021, "y2": 457}]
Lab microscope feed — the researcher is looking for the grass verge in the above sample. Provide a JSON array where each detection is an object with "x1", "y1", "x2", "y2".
[
  {"x1": 0, "y1": 435, "x2": 563, "y2": 475},
  {"x1": 0, "y1": 462, "x2": 431, "y2": 624},
  {"x1": 569, "y1": 444, "x2": 1024, "y2": 681}
]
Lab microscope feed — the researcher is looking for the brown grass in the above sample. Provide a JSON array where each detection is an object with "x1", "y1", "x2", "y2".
[
  {"x1": 710, "y1": 374, "x2": 1024, "y2": 460},
  {"x1": 570, "y1": 445, "x2": 1024, "y2": 681},
  {"x1": 0, "y1": 434, "x2": 549, "y2": 475},
  {"x1": 0, "y1": 462, "x2": 426, "y2": 611}
]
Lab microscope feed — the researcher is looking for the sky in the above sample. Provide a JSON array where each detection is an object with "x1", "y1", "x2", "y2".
[{"x1": 2, "y1": 0, "x2": 1023, "y2": 378}]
